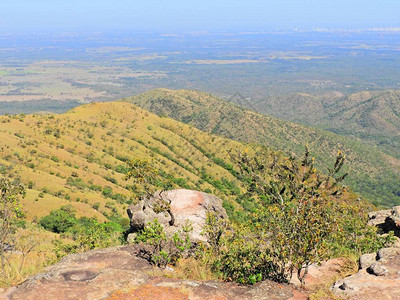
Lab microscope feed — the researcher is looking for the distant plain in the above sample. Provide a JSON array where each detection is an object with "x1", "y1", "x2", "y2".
[{"x1": 1, "y1": 31, "x2": 400, "y2": 113}]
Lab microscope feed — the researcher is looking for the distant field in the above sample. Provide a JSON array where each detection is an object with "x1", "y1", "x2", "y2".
[
  {"x1": 1, "y1": 31, "x2": 400, "y2": 107},
  {"x1": 183, "y1": 59, "x2": 261, "y2": 64},
  {"x1": 0, "y1": 61, "x2": 166, "y2": 105}
]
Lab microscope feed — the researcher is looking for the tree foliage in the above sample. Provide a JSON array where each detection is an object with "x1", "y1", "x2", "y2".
[
  {"x1": 40, "y1": 205, "x2": 124, "y2": 256},
  {"x1": 200, "y1": 147, "x2": 391, "y2": 285},
  {"x1": 125, "y1": 158, "x2": 171, "y2": 199}
]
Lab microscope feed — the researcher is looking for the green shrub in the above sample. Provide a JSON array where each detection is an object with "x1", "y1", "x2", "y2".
[
  {"x1": 199, "y1": 147, "x2": 392, "y2": 285},
  {"x1": 39, "y1": 205, "x2": 77, "y2": 233},
  {"x1": 135, "y1": 219, "x2": 192, "y2": 268}
]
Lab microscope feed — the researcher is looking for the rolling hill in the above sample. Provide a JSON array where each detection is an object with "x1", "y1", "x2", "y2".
[
  {"x1": 0, "y1": 101, "x2": 286, "y2": 222},
  {"x1": 231, "y1": 90, "x2": 400, "y2": 160},
  {"x1": 124, "y1": 88, "x2": 400, "y2": 207}
]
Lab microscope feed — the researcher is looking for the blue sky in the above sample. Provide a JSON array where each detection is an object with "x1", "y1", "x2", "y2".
[{"x1": 0, "y1": 0, "x2": 399, "y2": 33}]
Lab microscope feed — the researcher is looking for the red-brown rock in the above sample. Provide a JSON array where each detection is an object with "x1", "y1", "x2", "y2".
[{"x1": 1, "y1": 245, "x2": 307, "y2": 300}]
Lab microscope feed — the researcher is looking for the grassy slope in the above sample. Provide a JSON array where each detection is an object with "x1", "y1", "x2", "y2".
[
  {"x1": 124, "y1": 88, "x2": 400, "y2": 207},
  {"x1": 0, "y1": 102, "x2": 275, "y2": 221},
  {"x1": 232, "y1": 90, "x2": 400, "y2": 159}
]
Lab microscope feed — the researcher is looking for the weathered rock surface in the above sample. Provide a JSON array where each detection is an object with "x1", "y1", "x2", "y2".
[
  {"x1": 368, "y1": 209, "x2": 391, "y2": 228},
  {"x1": 290, "y1": 258, "x2": 348, "y2": 291},
  {"x1": 368, "y1": 206, "x2": 400, "y2": 237},
  {"x1": 332, "y1": 247, "x2": 400, "y2": 299},
  {"x1": 359, "y1": 253, "x2": 377, "y2": 270},
  {"x1": 0, "y1": 245, "x2": 307, "y2": 300},
  {"x1": 127, "y1": 189, "x2": 228, "y2": 242}
]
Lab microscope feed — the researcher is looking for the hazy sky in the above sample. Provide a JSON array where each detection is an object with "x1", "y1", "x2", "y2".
[{"x1": 0, "y1": 0, "x2": 399, "y2": 34}]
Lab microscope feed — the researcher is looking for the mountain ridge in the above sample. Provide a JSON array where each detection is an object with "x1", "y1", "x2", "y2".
[{"x1": 230, "y1": 89, "x2": 400, "y2": 159}]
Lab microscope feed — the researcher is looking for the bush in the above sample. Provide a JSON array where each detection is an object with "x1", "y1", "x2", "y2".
[
  {"x1": 135, "y1": 219, "x2": 192, "y2": 268},
  {"x1": 41, "y1": 208, "x2": 125, "y2": 258},
  {"x1": 198, "y1": 148, "x2": 391, "y2": 285},
  {"x1": 39, "y1": 205, "x2": 77, "y2": 233},
  {"x1": 68, "y1": 218, "x2": 123, "y2": 251},
  {"x1": 0, "y1": 176, "x2": 26, "y2": 269}
]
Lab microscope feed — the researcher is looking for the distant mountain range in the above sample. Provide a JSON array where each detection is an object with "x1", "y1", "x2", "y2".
[{"x1": 125, "y1": 88, "x2": 400, "y2": 207}]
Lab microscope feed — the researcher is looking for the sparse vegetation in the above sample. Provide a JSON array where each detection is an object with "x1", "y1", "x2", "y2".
[
  {"x1": 135, "y1": 148, "x2": 391, "y2": 286},
  {"x1": 0, "y1": 176, "x2": 26, "y2": 269}
]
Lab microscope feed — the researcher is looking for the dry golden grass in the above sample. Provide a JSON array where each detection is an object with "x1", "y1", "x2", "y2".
[
  {"x1": 171, "y1": 257, "x2": 220, "y2": 281},
  {"x1": 148, "y1": 257, "x2": 219, "y2": 282},
  {"x1": 0, "y1": 226, "x2": 62, "y2": 288},
  {"x1": 0, "y1": 101, "x2": 252, "y2": 221}
]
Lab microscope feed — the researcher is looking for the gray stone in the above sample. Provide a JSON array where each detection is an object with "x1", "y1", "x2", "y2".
[
  {"x1": 333, "y1": 246, "x2": 400, "y2": 299},
  {"x1": 340, "y1": 280, "x2": 359, "y2": 292},
  {"x1": 377, "y1": 247, "x2": 400, "y2": 260},
  {"x1": 391, "y1": 206, "x2": 400, "y2": 225},
  {"x1": 369, "y1": 206, "x2": 400, "y2": 237},
  {"x1": 368, "y1": 262, "x2": 388, "y2": 276},
  {"x1": 368, "y1": 209, "x2": 391, "y2": 227},
  {"x1": 359, "y1": 253, "x2": 376, "y2": 269},
  {"x1": 126, "y1": 233, "x2": 137, "y2": 244}
]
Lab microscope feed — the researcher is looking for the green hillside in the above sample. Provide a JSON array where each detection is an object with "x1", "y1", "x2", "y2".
[
  {"x1": 322, "y1": 90, "x2": 400, "y2": 159},
  {"x1": 124, "y1": 88, "x2": 400, "y2": 207},
  {"x1": 0, "y1": 101, "x2": 286, "y2": 222},
  {"x1": 231, "y1": 90, "x2": 400, "y2": 159}
]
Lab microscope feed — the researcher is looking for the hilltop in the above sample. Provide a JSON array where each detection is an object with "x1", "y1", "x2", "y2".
[{"x1": 124, "y1": 88, "x2": 400, "y2": 207}]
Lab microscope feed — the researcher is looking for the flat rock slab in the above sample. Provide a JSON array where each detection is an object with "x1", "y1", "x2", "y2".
[{"x1": 1, "y1": 246, "x2": 306, "y2": 300}]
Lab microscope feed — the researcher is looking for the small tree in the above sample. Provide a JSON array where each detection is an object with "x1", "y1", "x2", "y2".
[
  {"x1": 125, "y1": 158, "x2": 174, "y2": 224},
  {"x1": 229, "y1": 147, "x2": 348, "y2": 284},
  {"x1": 0, "y1": 176, "x2": 26, "y2": 269}
]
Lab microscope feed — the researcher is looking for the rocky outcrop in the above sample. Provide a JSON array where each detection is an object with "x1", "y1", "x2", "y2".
[
  {"x1": 368, "y1": 206, "x2": 400, "y2": 237},
  {"x1": 331, "y1": 206, "x2": 400, "y2": 299},
  {"x1": 0, "y1": 245, "x2": 307, "y2": 300},
  {"x1": 332, "y1": 247, "x2": 400, "y2": 299},
  {"x1": 127, "y1": 189, "x2": 228, "y2": 243}
]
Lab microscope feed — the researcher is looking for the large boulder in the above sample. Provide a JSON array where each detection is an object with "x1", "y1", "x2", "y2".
[
  {"x1": 368, "y1": 209, "x2": 391, "y2": 228},
  {"x1": 359, "y1": 253, "x2": 377, "y2": 270},
  {"x1": 127, "y1": 189, "x2": 228, "y2": 243},
  {"x1": 332, "y1": 206, "x2": 400, "y2": 298}
]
